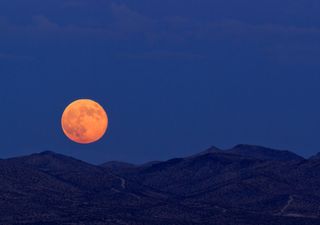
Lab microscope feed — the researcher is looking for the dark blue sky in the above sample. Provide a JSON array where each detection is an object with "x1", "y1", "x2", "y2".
[{"x1": 1, "y1": 0, "x2": 320, "y2": 164}]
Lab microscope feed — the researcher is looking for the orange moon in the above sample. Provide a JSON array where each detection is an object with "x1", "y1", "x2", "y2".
[{"x1": 61, "y1": 99, "x2": 108, "y2": 144}]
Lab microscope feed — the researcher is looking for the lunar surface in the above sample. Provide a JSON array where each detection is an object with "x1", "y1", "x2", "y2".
[{"x1": 61, "y1": 99, "x2": 108, "y2": 144}]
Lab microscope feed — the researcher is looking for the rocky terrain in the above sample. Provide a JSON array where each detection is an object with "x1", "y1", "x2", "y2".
[{"x1": 1, "y1": 145, "x2": 320, "y2": 224}]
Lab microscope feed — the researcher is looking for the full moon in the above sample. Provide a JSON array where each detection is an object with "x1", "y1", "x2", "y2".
[{"x1": 61, "y1": 99, "x2": 108, "y2": 144}]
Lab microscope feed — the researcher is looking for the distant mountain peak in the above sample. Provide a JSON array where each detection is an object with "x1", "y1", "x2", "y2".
[
  {"x1": 8, "y1": 150, "x2": 96, "y2": 173},
  {"x1": 310, "y1": 152, "x2": 320, "y2": 160},
  {"x1": 232, "y1": 144, "x2": 274, "y2": 150},
  {"x1": 191, "y1": 146, "x2": 222, "y2": 157},
  {"x1": 228, "y1": 144, "x2": 304, "y2": 161},
  {"x1": 1, "y1": 146, "x2": 320, "y2": 223},
  {"x1": 205, "y1": 145, "x2": 222, "y2": 152},
  {"x1": 37, "y1": 150, "x2": 58, "y2": 156},
  {"x1": 188, "y1": 144, "x2": 303, "y2": 161},
  {"x1": 233, "y1": 144, "x2": 255, "y2": 149}
]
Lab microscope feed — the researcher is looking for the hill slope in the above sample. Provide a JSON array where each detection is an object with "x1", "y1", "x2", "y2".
[{"x1": 1, "y1": 145, "x2": 320, "y2": 224}]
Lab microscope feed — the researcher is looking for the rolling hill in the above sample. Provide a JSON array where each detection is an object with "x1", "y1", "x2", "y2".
[{"x1": 1, "y1": 145, "x2": 320, "y2": 224}]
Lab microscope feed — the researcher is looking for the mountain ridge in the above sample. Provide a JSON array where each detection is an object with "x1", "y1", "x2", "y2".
[
  {"x1": 226, "y1": 144, "x2": 304, "y2": 161},
  {"x1": 0, "y1": 145, "x2": 320, "y2": 224}
]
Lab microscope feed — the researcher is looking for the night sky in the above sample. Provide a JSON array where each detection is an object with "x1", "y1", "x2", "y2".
[{"x1": 1, "y1": 0, "x2": 320, "y2": 164}]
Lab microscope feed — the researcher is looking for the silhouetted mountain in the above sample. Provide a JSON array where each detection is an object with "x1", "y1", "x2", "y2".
[
  {"x1": 227, "y1": 144, "x2": 304, "y2": 161},
  {"x1": 0, "y1": 152, "x2": 173, "y2": 224},
  {"x1": 8, "y1": 151, "x2": 123, "y2": 191},
  {"x1": 192, "y1": 146, "x2": 222, "y2": 156},
  {"x1": 101, "y1": 161, "x2": 136, "y2": 173},
  {"x1": 310, "y1": 152, "x2": 320, "y2": 160},
  {"x1": 115, "y1": 146, "x2": 320, "y2": 219},
  {"x1": 139, "y1": 160, "x2": 163, "y2": 168},
  {"x1": 9, "y1": 151, "x2": 97, "y2": 173},
  {"x1": 1, "y1": 145, "x2": 320, "y2": 224}
]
